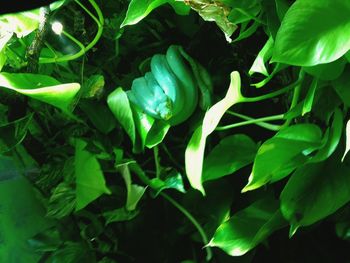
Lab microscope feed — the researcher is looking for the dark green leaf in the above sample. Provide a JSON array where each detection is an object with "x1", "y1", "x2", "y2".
[
  {"x1": 46, "y1": 182, "x2": 76, "y2": 219},
  {"x1": 280, "y1": 157, "x2": 350, "y2": 233},
  {"x1": 202, "y1": 134, "x2": 257, "y2": 182},
  {"x1": 79, "y1": 100, "x2": 116, "y2": 134},
  {"x1": 103, "y1": 207, "x2": 139, "y2": 224},
  {"x1": 47, "y1": 242, "x2": 96, "y2": 263},
  {"x1": 0, "y1": 113, "x2": 33, "y2": 154},
  {"x1": 0, "y1": 174, "x2": 53, "y2": 262}
]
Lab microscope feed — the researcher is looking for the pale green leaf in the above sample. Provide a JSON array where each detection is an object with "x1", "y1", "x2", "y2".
[
  {"x1": 185, "y1": 71, "x2": 242, "y2": 194},
  {"x1": 107, "y1": 87, "x2": 136, "y2": 147},
  {"x1": 0, "y1": 73, "x2": 80, "y2": 112},
  {"x1": 208, "y1": 196, "x2": 286, "y2": 256},
  {"x1": 342, "y1": 119, "x2": 350, "y2": 162},
  {"x1": 75, "y1": 139, "x2": 111, "y2": 211}
]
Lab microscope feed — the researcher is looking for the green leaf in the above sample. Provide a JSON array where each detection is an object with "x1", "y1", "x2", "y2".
[
  {"x1": 79, "y1": 100, "x2": 116, "y2": 134},
  {"x1": 0, "y1": 166, "x2": 53, "y2": 262},
  {"x1": 302, "y1": 78, "x2": 318, "y2": 116},
  {"x1": 333, "y1": 66, "x2": 350, "y2": 107},
  {"x1": 80, "y1": 75, "x2": 105, "y2": 99},
  {"x1": 145, "y1": 120, "x2": 171, "y2": 148},
  {"x1": 303, "y1": 57, "x2": 347, "y2": 81},
  {"x1": 0, "y1": 114, "x2": 33, "y2": 153},
  {"x1": 107, "y1": 87, "x2": 136, "y2": 147},
  {"x1": 202, "y1": 134, "x2": 257, "y2": 182},
  {"x1": 310, "y1": 108, "x2": 343, "y2": 163},
  {"x1": 272, "y1": 0, "x2": 350, "y2": 66},
  {"x1": 121, "y1": 0, "x2": 168, "y2": 27},
  {"x1": 168, "y1": 0, "x2": 191, "y2": 15},
  {"x1": 249, "y1": 36, "x2": 274, "y2": 77},
  {"x1": 151, "y1": 170, "x2": 186, "y2": 196},
  {"x1": 0, "y1": 9, "x2": 41, "y2": 38},
  {"x1": 242, "y1": 124, "x2": 323, "y2": 192},
  {"x1": 0, "y1": 73, "x2": 80, "y2": 112},
  {"x1": 119, "y1": 164, "x2": 146, "y2": 211},
  {"x1": 280, "y1": 157, "x2": 350, "y2": 231},
  {"x1": 47, "y1": 242, "x2": 95, "y2": 263},
  {"x1": 103, "y1": 207, "x2": 139, "y2": 224},
  {"x1": 46, "y1": 182, "x2": 76, "y2": 219},
  {"x1": 208, "y1": 196, "x2": 286, "y2": 256},
  {"x1": 186, "y1": 0, "x2": 238, "y2": 42},
  {"x1": 342, "y1": 119, "x2": 350, "y2": 162},
  {"x1": 185, "y1": 71, "x2": 242, "y2": 194},
  {"x1": 75, "y1": 139, "x2": 111, "y2": 211}
]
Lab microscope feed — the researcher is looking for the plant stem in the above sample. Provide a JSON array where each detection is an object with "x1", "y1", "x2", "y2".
[
  {"x1": 160, "y1": 192, "x2": 213, "y2": 262},
  {"x1": 132, "y1": 164, "x2": 212, "y2": 261},
  {"x1": 280, "y1": 71, "x2": 304, "y2": 128},
  {"x1": 241, "y1": 79, "x2": 301, "y2": 103},
  {"x1": 153, "y1": 146, "x2": 161, "y2": 178},
  {"x1": 216, "y1": 112, "x2": 284, "y2": 131},
  {"x1": 39, "y1": 0, "x2": 104, "y2": 64}
]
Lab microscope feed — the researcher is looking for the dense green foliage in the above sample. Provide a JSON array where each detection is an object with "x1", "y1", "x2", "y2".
[{"x1": 1, "y1": 0, "x2": 350, "y2": 262}]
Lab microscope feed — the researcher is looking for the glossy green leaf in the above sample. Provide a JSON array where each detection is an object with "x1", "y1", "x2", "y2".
[
  {"x1": 120, "y1": 164, "x2": 146, "y2": 211},
  {"x1": 302, "y1": 78, "x2": 318, "y2": 116},
  {"x1": 0, "y1": 164, "x2": 52, "y2": 263},
  {"x1": 303, "y1": 57, "x2": 347, "y2": 81},
  {"x1": 249, "y1": 36, "x2": 274, "y2": 77},
  {"x1": 272, "y1": 0, "x2": 350, "y2": 66},
  {"x1": 242, "y1": 124, "x2": 323, "y2": 192},
  {"x1": 280, "y1": 157, "x2": 350, "y2": 232},
  {"x1": 151, "y1": 170, "x2": 186, "y2": 196},
  {"x1": 310, "y1": 108, "x2": 343, "y2": 163},
  {"x1": 75, "y1": 139, "x2": 111, "y2": 211},
  {"x1": 168, "y1": 0, "x2": 191, "y2": 15},
  {"x1": 208, "y1": 196, "x2": 286, "y2": 256},
  {"x1": 107, "y1": 87, "x2": 136, "y2": 147},
  {"x1": 185, "y1": 71, "x2": 242, "y2": 194},
  {"x1": 145, "y1": 120, "x2": 171, "y2": 148},
  {"x1": 202, "y1": 134, "x2": 257, "y2": 182},
  {"x1": 333, "y1": 66, "x2": 350, "y2": 107},
  {"x1": 342, "y1": 119, "x2": 350, "y2": 162},
  {"x1": 0, "y1": 114, "x2": 33, "y2": 153},
  {"x1": 121, "y1": 0, "x2": 168, "y2": 27},
  {"x1": 0, "y1": 73, "x2": 80, "y2": 112}
]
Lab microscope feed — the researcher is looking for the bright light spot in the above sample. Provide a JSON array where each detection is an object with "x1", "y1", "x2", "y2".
[{"x1": 52, "y1": 21, "x2": 63, "y2": 35}]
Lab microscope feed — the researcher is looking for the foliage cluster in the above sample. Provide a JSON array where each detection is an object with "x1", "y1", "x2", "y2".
[{"x1": 1, "y1": 0, "x2": 350, "y2": 262}]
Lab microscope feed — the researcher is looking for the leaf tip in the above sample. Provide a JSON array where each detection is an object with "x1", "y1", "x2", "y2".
[{"x1": 289, "y1": 224, "x2": 299, "y2": 238}]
